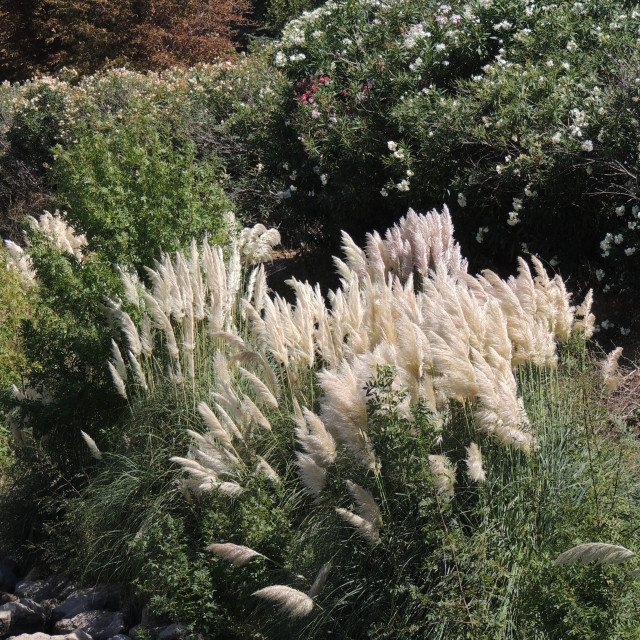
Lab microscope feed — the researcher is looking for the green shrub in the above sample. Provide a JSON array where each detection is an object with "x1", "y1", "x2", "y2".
[{"x1": 52, "y1": 113, "x2": 231, "y2": 271}]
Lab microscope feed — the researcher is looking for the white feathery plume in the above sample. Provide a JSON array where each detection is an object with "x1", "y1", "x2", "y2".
[
  {"x1": 238, "y1": 367, "x2": 279, "y2": 409},
  {"x1": 554, "y1": 543, "x2": 635, "y2": 567},
  {"x1": 118, "y1": 267, "x2": 140, "y2": 308},
  {"x1": 345, "y1": 480, "x2": 383, "y2": 529},
  {"x1": 295, "y1": 407, "x2": 337, "y2": 466},
  {"x1": 602, "y1": 347, "x2": 623, "y2": 392},
  {"x1": 211, "y1": 387, "x2": 245, "y2": 428},
  {"x1": 428, "y1": 454, "x2": 456, "y2": 500},
  {"x1": 206, "y1": 542, "x2": 262, "y2": 566},
  {"x1": 183, "y1": 303, "x2": 196, "y2": 382},
  {"x1": 242, "y1": 266, "x2": 258, "y2": 315},
  {"x1": 227, "y1": 242, "x2": 242, "y2": 314},
  {"x1": 128, "y1": 351, "x2": 149, "y2": 392},
  {"x1": 197, "y1": 402, "x2": 236, "y2": 450},
  {"x1": 296, "y1": 452, "x2": 327, "y2": 502},
  {"x1": 465, "y1": 443, "x2": 486, "y2": 482},
  {"x1": 116, "y1": 310, "x2": 142, "y2": 358},
  {"x1": 140, "y1": 313, "x2": 154, "y2": 356},
  {"x1": 573, "y1": 289, "x2": 595, "y2": 338},
  {"x1": 252, "y1": 586, "x2": 314, "y2": 619},
  {"x1": 335, "y1": 508, "x2": 380, "y2": 545},
  {"x1": 229, "y1": 351, "x2": 281, "y2": 399},
  {"x1": 253, "y1": 264, "x2": 269, "y2": 313},
  {"x1": 80, "y1": 430, "x2": 103, "y2": 460},
  {"x1": 318, "y1": 359, "x2": 377, "y2": 471},
  {"x1": 141, "y1": 291, "x2": 179, "y2": 360},
  {"x1": 242, "y1": 394, "x2": 272, "y2": 431},
  {"x1": 213, "y1": 481, "x2": 245, "y2": 497},
  {"x1": 211, "y1": 332, "x2": 246, "y2": 350},
  {"x1": 255, "y1": 456, "x2": 281, "y2": 483},
  {"x1": 214, "y1": 349, "x2": 233, "y2": 390},
  {"x1": 189, "y1": 239, "x2": 205, "y2": 320},
  {"x1": 186, "y1": 434, "x2": 240, "y2": 475},
  {"x1": 110, "y1": 339, "x2": 128, "y2": 381},
  {"x1": 213, "y1": 402, "x2": 246, "y2": 443},
  {"x1": 308, "y1": 561, "x2": 332, "y2": 598},
  {"x1": 107, "y1": 361, "x2": 127, "y2": 399},
  {"x1": 170, "y1": 456, "x2": 218, "y2": 482}
]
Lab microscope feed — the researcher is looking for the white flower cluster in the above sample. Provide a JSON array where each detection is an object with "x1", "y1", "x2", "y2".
[{"x1": 403, "y1": 22, "x2": 431, "y2": 49}]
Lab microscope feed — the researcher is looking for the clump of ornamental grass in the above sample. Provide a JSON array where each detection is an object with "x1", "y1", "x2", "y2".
[{"x1": 25, "y1": 206, "x2": 640, "y2": 638}]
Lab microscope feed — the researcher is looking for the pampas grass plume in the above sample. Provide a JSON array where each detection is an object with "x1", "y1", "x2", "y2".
[
  {"x1": 428, "y1": 454, "x2": 456, "y2": 500},
  {"x1": 308, "y1": 561, "x2": 332, "y2": 598},
  {"x1": 107, "y1": 361, "x2": 127, "y2": 399},
  {"x1": 465, "y1": 442, "x2": 486, "y2": 482},
  {"x1": 602, "y1": 347, "x2": 623, "y2": 392},
  {"x1": 206, "y1": 542, "x2": 262, "y2": 566},
  {"x1": 80, "y1": 430, "x2": 102, "y2": 460},
  {"x1": 554, "y1": 543, "x2": 635, "y2": 567},
  {"x1": 252, "y1": 585, "x2": 314, "y2": 619}
]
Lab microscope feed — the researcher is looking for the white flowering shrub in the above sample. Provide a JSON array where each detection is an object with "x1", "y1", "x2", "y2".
[{"x1": 266, "y1": 0, "x2": 640, "y2": 299}]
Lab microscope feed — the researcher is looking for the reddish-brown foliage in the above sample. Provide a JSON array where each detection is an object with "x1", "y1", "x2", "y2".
[{"x1": 0, "y1": 0, "x2": 251, "y2": 81}]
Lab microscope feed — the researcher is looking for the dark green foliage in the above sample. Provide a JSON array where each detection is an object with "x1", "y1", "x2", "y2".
[{"x1": 52, "y1": 114, "x2": 231, "y2": 271}]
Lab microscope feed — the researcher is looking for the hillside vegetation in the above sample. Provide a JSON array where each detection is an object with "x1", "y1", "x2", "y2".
[{"x1": 2, "y1": 0, "x2": 640, "y2": 638}]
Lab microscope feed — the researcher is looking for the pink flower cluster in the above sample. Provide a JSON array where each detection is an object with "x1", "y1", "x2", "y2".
[{"x1": 294, "y1": 75, "x2": 330, "y2": 103}]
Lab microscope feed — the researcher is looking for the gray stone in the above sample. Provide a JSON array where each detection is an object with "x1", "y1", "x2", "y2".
[
  {"x1": 106, "y1": 636, "x2": 131, "y2": 640},
  {"x1": 52, "y1": 587, "x2": 120, "y2": 621},
  {"x1": 157, "y1": 623, "x2": 188, "y2": 640},
  {"x1": 15, "y1": 580, "x2": 55, "y2": 603},
  {"x1": 54, "y1": 610, "x2": 125, "y2": 640},
  {"x1": 0, "y1": 599, "x2": 46, "y2": 635},
  {"x1": 8, "y1": 632, "x2": 93, "y2": 640}
]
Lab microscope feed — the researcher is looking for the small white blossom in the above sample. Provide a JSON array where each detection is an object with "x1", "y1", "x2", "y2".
[
  {"x1": 625, "y1": 246, "x2": 636, "y2": 256},
  {"x1": 387, "y1": 140, "x2": 398, "y2": 151},
  {"x1": 396, "y1": 179, "x2": 410, "y2": 192},
  {"x1": 595, "y1": 269, "x2": 605, "y2": 281},
  {"x1": 507, "y1": 211, "x2": 520, "y2": 226},
  {"x1": 458, "y1": 192, "x2": 467, "y2": 207},
  {"x1": 616, "y1": 205, "x2": 625, "y2": 216},
  {"x1": 581, "y1": 140, "x2": 594, "y2": 152}
]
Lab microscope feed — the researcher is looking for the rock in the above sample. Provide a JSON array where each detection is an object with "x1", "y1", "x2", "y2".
[
  {"x1": 54, "y1": 611, "x2": 125, "y2": 640},
  {"x1": 0, "y1": 599, "x2": 47, "y2": 635},
  {"x1": 14, "y1": 580, "x2": 55, "y2": 603},
  {"x1": 0, "y1": 562, "x2": 17, "y2": 593},
  {"x1": 139, "y1": 607, "x2": 167, "y2": 629},
  {"x1": 8, "y1": 632, "x2": 94, "y2": 640},
  {"x1": 52, "y1": 587, "x2": 120, "y2": 621},
  {"x1": 157, "y1": 623, "x2": 188, "y2": 640},
  {"x1": 106, "y1": 636, "x2": 131, "y2": 640}
]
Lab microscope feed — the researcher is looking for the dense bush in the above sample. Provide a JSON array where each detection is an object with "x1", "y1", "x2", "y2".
[
  {"x1": 266, "y1": 0, "x2": 640, "y2": 285},
  {"x1": 0, "y1": 0, "x2": 251, "y2": 82},
  {"x1": 52, "y1": 113, "x2": 232, "y2": 270},
  {"x1": 6, "y1": 210, "x2": 638, "y2": 638}
]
